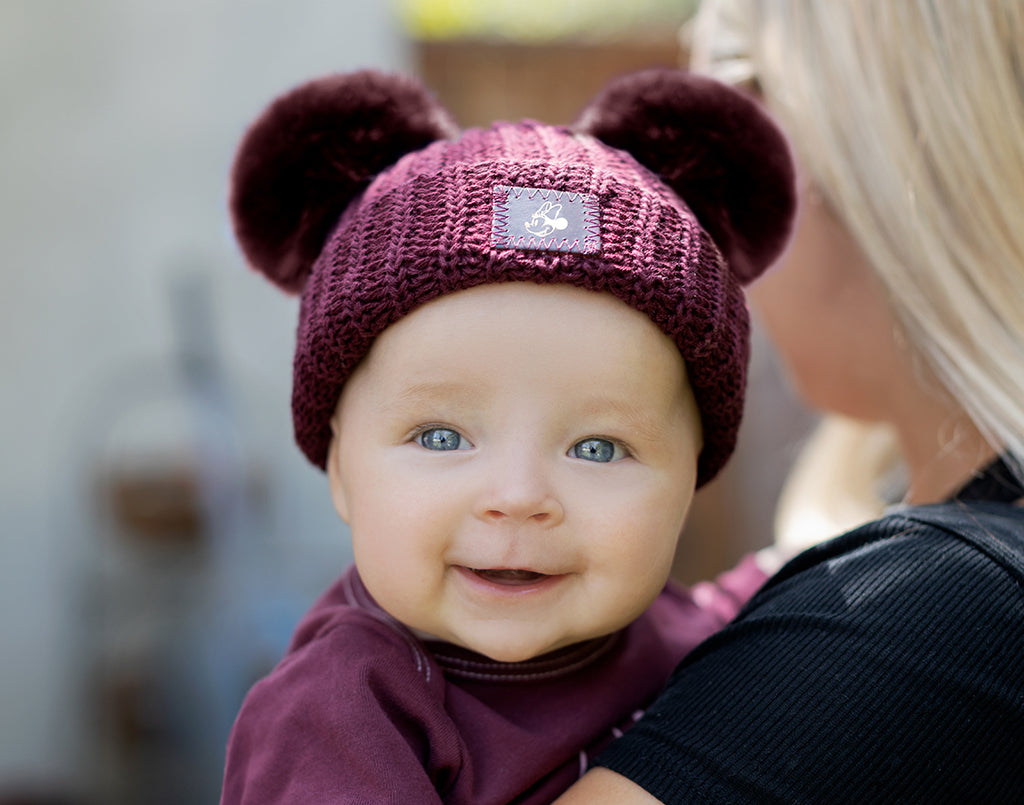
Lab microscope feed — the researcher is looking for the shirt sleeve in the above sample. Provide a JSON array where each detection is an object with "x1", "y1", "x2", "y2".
[
  {"x1": 220, "y1": 614, "x2": 455, "y2": 804},
  {"x1": 687, "y1": 552, "x2": 769, "y2": 626},
  {"x1": 596, "y1": 511, "x2": 1024, "y2": 803}
]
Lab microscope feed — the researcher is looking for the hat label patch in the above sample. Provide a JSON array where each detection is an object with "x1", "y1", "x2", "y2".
[{"x1": 492, "y1": 185, "x2": 601, "y2": 254}]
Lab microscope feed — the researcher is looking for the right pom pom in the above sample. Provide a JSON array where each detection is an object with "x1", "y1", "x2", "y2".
[
  {"x1": 576, "y1": 69, "x2": 796, "y2": 284},
  {"x1": 229, "y1": 70, "x2": 458, "y2": 294}
]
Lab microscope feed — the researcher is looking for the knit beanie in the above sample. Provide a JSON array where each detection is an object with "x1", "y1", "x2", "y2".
[{"x1": 230, "y1": 68, "x2": 795, "y2": 487}]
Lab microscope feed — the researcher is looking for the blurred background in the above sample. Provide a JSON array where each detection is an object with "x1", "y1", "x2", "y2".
[{"x1": 0, "y1": 1, "x2": 813, "y2": 802}]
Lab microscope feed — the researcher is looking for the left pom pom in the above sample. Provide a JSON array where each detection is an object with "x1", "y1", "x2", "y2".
[{"x1": 229, "y1": 71, "x2": 458, "y2": 294}]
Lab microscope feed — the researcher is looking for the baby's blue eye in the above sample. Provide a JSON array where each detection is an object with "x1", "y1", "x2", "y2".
[
  {"x1": 571, "y1": 438, "x2": 620, "y2": 463},
  {"x1": 419, "y1": 427, "x2": 465, "y2": 451}
]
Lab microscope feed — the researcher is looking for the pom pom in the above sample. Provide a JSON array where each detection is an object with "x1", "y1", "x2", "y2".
[
  {"x1": 229, "y1": 70, "x2": 458, "y2": 293},
  {"x1": 576, "y1": 69, "x2": 796, "y2": 284}
]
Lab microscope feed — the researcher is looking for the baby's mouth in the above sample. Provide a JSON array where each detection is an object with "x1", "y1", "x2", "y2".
[{"x1": 469, "y1": 568, "x2": 547, "y2": 585}]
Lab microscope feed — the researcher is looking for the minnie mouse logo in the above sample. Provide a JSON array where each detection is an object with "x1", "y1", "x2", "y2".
[
  {"x1": 492, "y1": 185, "x2": 600, "y2": 255},
  {"x1": 525, "y1": 201, "x2": 569, "y2": 238}
]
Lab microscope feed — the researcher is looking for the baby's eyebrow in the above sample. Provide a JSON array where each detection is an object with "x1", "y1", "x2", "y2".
[
  {"x1": 384, "y1": 380, "x2": 485, "y2": 412},
  {"x1": 576, "y1": 397, "x2": 668, "y2": 444}
]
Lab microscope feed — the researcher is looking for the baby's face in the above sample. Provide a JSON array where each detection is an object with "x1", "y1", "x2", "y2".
[{"x1": 327, "y1": 282, "x2": 702, "y2": 663}]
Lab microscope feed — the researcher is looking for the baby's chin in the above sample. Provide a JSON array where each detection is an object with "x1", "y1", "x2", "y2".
[{"x1": 421, "y1": 627, "x2": 615, "y2": 664}]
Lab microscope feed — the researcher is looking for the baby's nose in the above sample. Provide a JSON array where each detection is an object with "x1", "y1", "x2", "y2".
[{"x1": 472, "y1": 454, "x2": 564, "y2": 527}]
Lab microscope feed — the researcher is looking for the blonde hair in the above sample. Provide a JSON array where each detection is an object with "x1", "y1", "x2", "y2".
[{"x1": 692, "y1": 0, "x2": 1024, "y2": 545}]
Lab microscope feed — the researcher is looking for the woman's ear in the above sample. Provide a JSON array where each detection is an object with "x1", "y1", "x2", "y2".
[{"x1": 326, "y1": 418, "x2": 352, "y2": 524}]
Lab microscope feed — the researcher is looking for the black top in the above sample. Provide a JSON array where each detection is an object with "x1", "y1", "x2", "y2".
[{"x1": 597, "y1": 493, "x2": 1024, "y2": 802}]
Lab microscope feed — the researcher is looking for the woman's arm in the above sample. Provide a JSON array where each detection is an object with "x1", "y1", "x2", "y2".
[{"x1": 553, "y1": 768, "x2": 663, "y2": 804}]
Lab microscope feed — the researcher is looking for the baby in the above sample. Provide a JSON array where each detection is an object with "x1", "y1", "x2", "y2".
[{"x1": 220, "y1": 68, "x2": 795, "y2": 804}]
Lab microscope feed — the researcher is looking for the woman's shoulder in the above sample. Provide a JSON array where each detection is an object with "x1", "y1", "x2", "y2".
[
  {"x1": 887, "y1": 500, "x2": 1024, "y2": 565},
  {"x1": 593, "y1": 501, "x2": 1024, "y2": 803},
  {"x1": 697, "y1": 499, "x2": 1024, "y2": 715},
  {"x1": 769, "y1": 500, "x2": 1024, "y2": 597}
]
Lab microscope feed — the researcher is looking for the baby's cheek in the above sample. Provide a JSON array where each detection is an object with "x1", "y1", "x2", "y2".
[{"x1": 596, "y1": 550, "x2": 671, "y2": 623}]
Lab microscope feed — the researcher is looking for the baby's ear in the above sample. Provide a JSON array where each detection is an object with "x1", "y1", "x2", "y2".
[
  {"x1": 325, "y1": 420, "x2": 351, "y2": 524},
  {"x1": 575, "y1": 69, "x2": 796, "y2": 285},
  {"x1": 230, "y1": 71, "x2": 459, "y2": 294}
]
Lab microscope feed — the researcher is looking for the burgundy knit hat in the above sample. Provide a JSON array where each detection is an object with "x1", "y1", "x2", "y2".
[{"x1": 230, "y1": 69, "x2": 795, "y2": 487}]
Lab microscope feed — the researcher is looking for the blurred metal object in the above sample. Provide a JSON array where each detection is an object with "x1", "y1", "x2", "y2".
[{"x1": 83, "y1": 265, "x2": 296, "y2": 805}]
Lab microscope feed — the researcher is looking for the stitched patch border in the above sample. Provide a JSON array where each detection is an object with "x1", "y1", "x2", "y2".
[{"x1": 492, "y1": 185, "x2": 601, "y2": 254}]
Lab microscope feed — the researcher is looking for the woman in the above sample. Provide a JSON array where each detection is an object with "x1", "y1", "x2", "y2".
[{"x1": 556, "y1": 1, "x2": 1024, "y2": 801}]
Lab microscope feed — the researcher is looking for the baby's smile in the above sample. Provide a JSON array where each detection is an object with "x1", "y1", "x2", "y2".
[
  {"x1": 469, "y1": 567, "x2": 549, "y2": 585},
  {"x1": 454, "y1": 565, "x2": 568, "y2": 595}
]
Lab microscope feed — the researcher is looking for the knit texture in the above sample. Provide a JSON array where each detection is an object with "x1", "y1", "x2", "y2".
[{"x1": 230, "y1": 70, "x2": 796, "y2": 486}]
